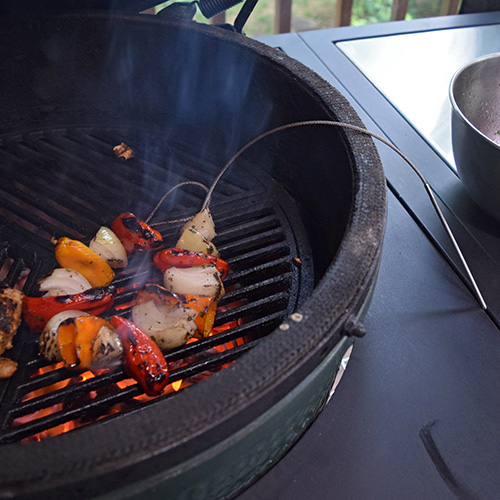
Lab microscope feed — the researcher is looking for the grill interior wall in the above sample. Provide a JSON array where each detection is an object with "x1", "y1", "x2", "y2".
[{"x1": 1, "y1": 17, "x2": 354, "y2": 278}]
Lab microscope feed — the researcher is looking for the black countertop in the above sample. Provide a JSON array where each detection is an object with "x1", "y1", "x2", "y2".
[{"x1": 238, "y1": 13, "x2": 500, "y2": 499}]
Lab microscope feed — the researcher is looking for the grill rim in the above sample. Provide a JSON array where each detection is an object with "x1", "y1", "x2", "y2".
[{"x1": 0, "y1": 14, "x2": 387, "y2": 499}]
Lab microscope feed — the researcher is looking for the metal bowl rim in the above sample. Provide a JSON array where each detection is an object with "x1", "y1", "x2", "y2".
[{"x1": 449, "y1": 51, "x2": 500, "y2": 152}]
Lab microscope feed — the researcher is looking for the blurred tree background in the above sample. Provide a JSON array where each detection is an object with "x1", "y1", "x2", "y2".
[
  {"x1": 153, "y1": 0, "x2": 444, "y2": 37},
  {"x1": 203, "y1": 0, "x2": 443, "y2": 36}
]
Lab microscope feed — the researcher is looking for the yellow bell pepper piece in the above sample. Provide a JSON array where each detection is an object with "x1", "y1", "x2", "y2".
[{"x1": 55, "y1": 237, "x2": 115, "y2": 287}]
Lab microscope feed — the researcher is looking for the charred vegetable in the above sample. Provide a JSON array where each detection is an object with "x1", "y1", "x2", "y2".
[
  {"x1": 162, "y1": 266, "x2": 224, "y2": 299},
  {"x1": 153, "y1": 248, "x2": 230, "y2": 280},
  {"x1": 111, "y1": 212, "x2": 162, "y2": 256},
  {"x1": 54, "y1": 237, "x2": 115, "y2": 287},
  {"x1": 23, "y1": 285, "x2": 116, "y2": 332},
  {"x1": 180, "y1": 207, "x2": 216, "y2": 241},
  {"x1": 110, "y1": 315, "x2": 169, "y2": 396},
  {"x1": 176, "y1": 227, "x2": 219, "y2": 256},
  {"x1": 135, "y1": 284, "x2": 218, "y2": 339},
  {"x1": 132, "y1": 294, "x2": 198, "y2": 350},
  {"x1": 38, "y1": 268, "x2": 92, "y2": 296},
  {"x1": 39, "y1": 310, "x2": 123, "y2": 370}
]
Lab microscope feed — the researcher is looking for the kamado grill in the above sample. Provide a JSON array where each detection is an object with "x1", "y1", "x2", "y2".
[{"x1": 0, "y1": 11, "x2": 386, "y2": 500}]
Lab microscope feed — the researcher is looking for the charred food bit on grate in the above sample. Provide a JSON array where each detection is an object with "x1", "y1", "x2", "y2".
[
  {"x1": 0, "y1": 356, "x2": 18, "y2": 379},
  {"x1": 0, "y1": 286, "x2": 24, "y2": 378},
  {"x1": 113, "y1": 142, "x2": 134, "y2": 160}
]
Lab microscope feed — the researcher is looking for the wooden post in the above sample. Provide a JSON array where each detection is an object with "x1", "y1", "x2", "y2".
[
  {"x1": 335, "y1": 0, "x2": 354, "y2": 27},
  {"x1": 275, "y1": 0, "x2": 292, "y2": 33},
  {"x1": 440, "y1": 0, "x2": 461, "y2": 15},
  {"x1": 390, "y1": 0, "x2": 410, "y2": 20}
]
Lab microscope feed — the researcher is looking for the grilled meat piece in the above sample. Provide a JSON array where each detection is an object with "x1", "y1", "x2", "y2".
[
  {"x1": 0, "y1": 286, "x2": 24, "y2": 356},
  {"x1": 0, "y1": 357, "x2": 17, "y2": 379}
]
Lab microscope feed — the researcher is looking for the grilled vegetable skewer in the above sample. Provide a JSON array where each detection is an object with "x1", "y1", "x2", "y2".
[
  {"x1": 39, "y1": 311, "x2": 168, "y2": 396},
  {"x1": 29, "y1": 205, "x2": 224, "y2": 393},
  {"x1": 39, "y1": 310, "x2": 123, "y2": 369}
]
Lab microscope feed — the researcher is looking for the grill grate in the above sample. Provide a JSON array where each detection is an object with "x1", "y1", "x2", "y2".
[{"x1": 0, "y1": 126, "x2": 312, "y2": 443}]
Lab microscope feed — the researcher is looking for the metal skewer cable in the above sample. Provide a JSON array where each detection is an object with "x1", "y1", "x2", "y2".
[{"x1": 201, "y1": 119, "x2": 488, "y2": 311}]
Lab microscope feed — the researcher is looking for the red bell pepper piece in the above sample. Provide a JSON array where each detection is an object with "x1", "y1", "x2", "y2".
[
  {"x1": 111, "y1": 212, "x2": 162, "y2": 256},
  {"x1": 153, "y1": 248, "x2": 230, "y2": 280},
  {"x1": 109, "y1": 315, "x2": 169, "y2": 396},
  {"x1": 22, "y1": 285, "x2": 116, "y2": 332}
]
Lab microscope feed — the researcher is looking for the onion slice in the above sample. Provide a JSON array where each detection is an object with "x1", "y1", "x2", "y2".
[
  {"x1": 176, "y1": 227, "x2": 219, "y2": 257},
  {"x1": 132, "y1": 299, "x2": 198, "y2": 350},
  {"x1": 39, "y1": 268, "x2": 92, "y2": 296},
  {"x1": 163, "y1": 265, "x2": 224, "y2": 299},
  {"x1": 89, "y1": 226, "x2": 128, "y2": 268},
  {"x1": 181, "y1": 208, "x2": 216, "y2": 241},
  {"x1": 91, "y1": 325, "x2": 123, "y2": 369}
]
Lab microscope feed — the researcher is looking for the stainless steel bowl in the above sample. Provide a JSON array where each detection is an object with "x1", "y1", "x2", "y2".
[{"x1": 450, "y1": 52, "x2": 500, "y2": 219}]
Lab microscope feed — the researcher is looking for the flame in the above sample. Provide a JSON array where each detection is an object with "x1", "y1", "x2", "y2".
[{"x1": 171, "y1": 380, "x2": 183, "y2": 391}]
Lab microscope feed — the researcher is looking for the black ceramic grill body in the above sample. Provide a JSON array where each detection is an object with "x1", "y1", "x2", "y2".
[{"x1": 0, "y1": 14, "x2": 386, "y2": 499}]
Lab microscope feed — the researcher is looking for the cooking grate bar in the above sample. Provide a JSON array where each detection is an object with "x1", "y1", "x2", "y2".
[
  {"x1": 8, "y1": 370, "x2": 127, "y2": 420},
  {"x1": 225, "y1": 241, "x2": 290, "y2": 270},
  {"x1": 166, "y1": 312, "x2": 285, "y2": 361},
  {"x1": 2, "y1": 386, "x2": 140, "y2": 444},
  {"x1": 216, "y1": 212, "x2": 280, "y2": 241},
  {"x1": 0, "y1": 338, "x2": 260, "y2": 444},
  {"x1": 225, "y1": 256, "x2": 291, "y2": 285},
  {"x1": 223, "y1": 275, "x2": 292, "y2": 302}
]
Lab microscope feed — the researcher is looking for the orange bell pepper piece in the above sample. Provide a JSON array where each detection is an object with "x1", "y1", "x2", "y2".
[
  {"x1": 74, "y1": 316, "x2": 108, "y2": 369},
  {"x1": 57, "y1": 321, "x2": 78, "y2": 368},
  {"x1": 180, "y1": 294, "x2": 217, "y2": 337},
  {"x1": 55, "y1": 237, "x2": 115, "y2": 287}
]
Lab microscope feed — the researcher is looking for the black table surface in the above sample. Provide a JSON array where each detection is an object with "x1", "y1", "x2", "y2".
[{"x1": 238, "y1": 13, "x2": 500, "y2": 500}]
